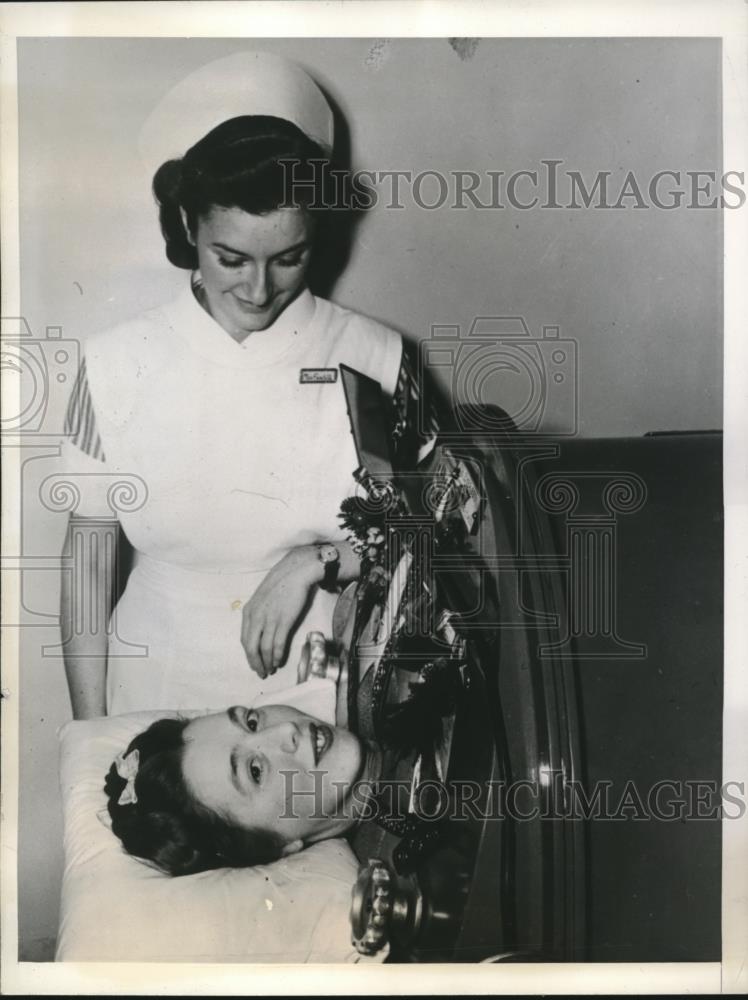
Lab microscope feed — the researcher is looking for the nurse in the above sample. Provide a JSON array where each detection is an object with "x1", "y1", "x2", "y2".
[{"x1": 60, "y1": 52, "x2": 440, "y2": 719}]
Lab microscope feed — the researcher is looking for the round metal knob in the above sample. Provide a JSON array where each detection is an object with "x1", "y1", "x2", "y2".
[{"x1": 350, "y1": 859, "x2": 422, "y2": 955}]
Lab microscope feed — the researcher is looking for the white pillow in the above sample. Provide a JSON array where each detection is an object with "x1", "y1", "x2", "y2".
[{"x1": 55, "y1": 691, "x2": 373, "y2": 963}]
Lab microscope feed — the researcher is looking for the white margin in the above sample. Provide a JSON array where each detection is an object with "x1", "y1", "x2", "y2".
[{"x1": 1, "y1": 0, "x2": 745, "y2": 995}]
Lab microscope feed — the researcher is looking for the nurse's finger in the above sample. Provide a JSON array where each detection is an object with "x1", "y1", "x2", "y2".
[
  {"x1": 272, "y1": 620, "x2": 291, "y2": 673},
  {"x1": 241, "y1": 600, "x2": 264, "y2": 666},
  {"x1": 240, "y1": 600, "x2": 254, "y2": 650},
  {"x1": 242, "y1": 607, "x2": 267, "y2": 678},
  {"x1": 260, "y1": 622, "x2": 278, "y2": 676}
]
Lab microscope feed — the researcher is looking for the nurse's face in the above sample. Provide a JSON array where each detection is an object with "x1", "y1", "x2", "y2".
[
  {"x1": 189, "y1": 206, "x2": 314, "y2": 340},
  {"x1": 182, "y1": 705, "x2": 365, "y2": 853}
]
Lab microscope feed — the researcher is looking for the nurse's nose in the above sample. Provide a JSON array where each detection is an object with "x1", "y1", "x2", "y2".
[{"x1": 241, "y1": 264, "x2": 270, "y2": 306}]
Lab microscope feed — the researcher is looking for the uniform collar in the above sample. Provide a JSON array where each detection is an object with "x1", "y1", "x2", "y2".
[{"x1": 162, "y1": 272, "x2": 316, "y2": 369}]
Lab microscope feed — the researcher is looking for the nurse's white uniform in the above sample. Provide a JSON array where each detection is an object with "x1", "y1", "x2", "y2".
[{"x1": 61, "y1": 280, "x2": 403, "y2": 713}]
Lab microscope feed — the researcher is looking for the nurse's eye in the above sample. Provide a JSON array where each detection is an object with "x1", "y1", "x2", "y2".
[
  {"x1": 275, "y1": 253, "x2": 304, "y2": 269},
  {"x1": 246, "y1": 709, "x2": 259, "y2": 732},
  {"x1": 217, "y1": 255, "x2": 244, "y2": 269},
  {"x1": 248, "y1": 758, "x2": 263, "y2": 784}
]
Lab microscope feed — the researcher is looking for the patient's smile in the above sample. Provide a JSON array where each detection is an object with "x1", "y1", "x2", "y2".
[{"x1": 311, "y1": 722, "x2": 333, "y2": 765}]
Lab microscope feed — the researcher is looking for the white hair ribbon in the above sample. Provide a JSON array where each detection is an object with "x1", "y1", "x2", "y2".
[{"x1": 114, "y1": 748, "x2": 140, "y2": 806}]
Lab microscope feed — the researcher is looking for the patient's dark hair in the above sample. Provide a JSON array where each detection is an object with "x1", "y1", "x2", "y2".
[
  {"x1": 104, "y1": 717, "x2": 284, "y2": 876},
  {"x1": 153, "y1": 114, "x2": 330, "y2": 270}
]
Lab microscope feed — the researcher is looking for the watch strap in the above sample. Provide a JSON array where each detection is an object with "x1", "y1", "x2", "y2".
[{"x1": 317, "y1": 543, "x2": 340, "y2": 592}]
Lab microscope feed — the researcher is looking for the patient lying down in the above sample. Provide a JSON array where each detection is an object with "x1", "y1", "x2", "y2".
[{"x1": 105, "y1": 705, "x2": 375, "y2": 876}]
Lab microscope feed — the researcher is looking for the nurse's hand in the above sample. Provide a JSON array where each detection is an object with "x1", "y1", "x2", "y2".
[{"x1": 240, "y1": 546, "x2": 323, "y2": 678}]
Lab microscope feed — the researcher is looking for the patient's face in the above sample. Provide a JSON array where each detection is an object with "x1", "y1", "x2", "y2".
[{"x1": 182, "y1": 705, "x2": 365, "y2": 851}]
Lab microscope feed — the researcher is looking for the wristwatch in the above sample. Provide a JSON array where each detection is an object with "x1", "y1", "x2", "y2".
[{"x1": 316, "y1": 543, "x2": 341, "y2": 592}]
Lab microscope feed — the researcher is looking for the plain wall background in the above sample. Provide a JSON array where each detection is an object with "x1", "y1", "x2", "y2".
[{"x1": 15, "y1": 36, "x2": 722, "y2": 959}]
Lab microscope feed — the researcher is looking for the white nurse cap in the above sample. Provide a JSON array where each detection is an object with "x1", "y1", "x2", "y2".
[{"x1": 138, "y1": 51, "x2": 334, "y2": 179}]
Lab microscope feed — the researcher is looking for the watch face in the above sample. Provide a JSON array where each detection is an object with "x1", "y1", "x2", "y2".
[{"x1": 319, "y1": 544, "x2": 341, "y2": 594}]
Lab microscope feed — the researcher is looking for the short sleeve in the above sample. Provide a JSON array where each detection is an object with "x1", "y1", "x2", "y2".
[
  {"x1": 60, "y1": 358, "x2": 117, "y2": 519},
  {"x1": 64, "y1": 358, "x2": 105, "y2": 461},
  {"x1": 390, "y1": 340, "x2": 444, "y2": 470}
]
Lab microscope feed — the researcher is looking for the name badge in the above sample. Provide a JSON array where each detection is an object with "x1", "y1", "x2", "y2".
[{"x1": 299, "y1": 368, "x2": 338, "y2": 384}]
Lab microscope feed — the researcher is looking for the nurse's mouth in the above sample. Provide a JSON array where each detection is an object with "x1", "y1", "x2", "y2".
[
  {"x1": 231, "y1": 294, "x2": 272, "y2": 314},
  {"x1": 310, "y1": 723, "x2": 333, "y2": 766}
]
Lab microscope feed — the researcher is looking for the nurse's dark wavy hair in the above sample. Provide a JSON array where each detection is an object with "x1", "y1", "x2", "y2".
[
  {"x1": 104, "y1": 717, "x2": 284, "y2": 876},
  {"x1": 152, "y1": 115, "x2": 331, "y2": 270}
]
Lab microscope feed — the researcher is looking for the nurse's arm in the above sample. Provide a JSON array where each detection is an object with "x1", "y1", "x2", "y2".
[
  {"x1": 240, "y1": 540, "x2": 362, "y2": 677},
  {"x1": 60, "y1": 515, "x2": 118, "y2": 720}
]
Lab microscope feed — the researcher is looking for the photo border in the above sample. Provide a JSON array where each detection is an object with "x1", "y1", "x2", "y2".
[{"x1": 1, "y1": 1, "x2": 745, "y2": 994}]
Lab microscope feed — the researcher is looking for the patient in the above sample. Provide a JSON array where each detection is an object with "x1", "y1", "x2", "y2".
[{"x1": 105, "y1": 704, "x2": 376, "y2": 876}]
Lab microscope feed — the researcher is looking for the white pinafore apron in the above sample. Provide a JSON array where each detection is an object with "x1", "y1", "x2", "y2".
[{"x1": 63, "y1": 282, "x2": 402, "y2": 713}]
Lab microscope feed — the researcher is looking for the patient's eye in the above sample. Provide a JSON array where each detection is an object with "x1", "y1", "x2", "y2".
[
  {"x1": 249, "y1": 758, "x2": 263, "y2": 784},
  {"x1": 246, "y1": 709, "x2": 259, "y2": 732}
]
